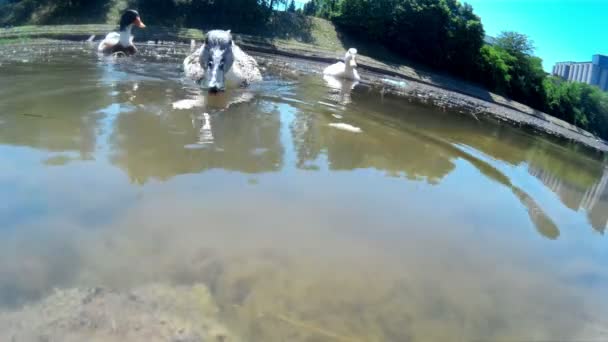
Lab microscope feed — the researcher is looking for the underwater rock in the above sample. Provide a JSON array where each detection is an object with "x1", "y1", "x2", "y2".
[{"x1": 0, "y1": 283, "x2": 237, "y2": 342}]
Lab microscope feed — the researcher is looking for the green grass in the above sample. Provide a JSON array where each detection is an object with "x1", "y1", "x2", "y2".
[{"x1": 0, "y1": 37, "x2": 30, "y2": 45}]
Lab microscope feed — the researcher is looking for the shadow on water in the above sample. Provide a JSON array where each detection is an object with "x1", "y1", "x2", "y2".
[
  {"x1": 286, "y1": 76, "x2": 606, "y2": 237},
  {"x1": 360, "y1": 86, "x2": 607, "y2": 235},
  {"x1": 401, "y1": 125, "x2": 561, "y2": 240}
]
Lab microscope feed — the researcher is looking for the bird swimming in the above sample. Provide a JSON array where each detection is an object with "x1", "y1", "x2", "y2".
[
  {"x1": 183, "y1": 30, "x2": 262, "y2": 93},
  {"x1": 323, "y1": 48, "x2": 361, "y2": 81},
  {"x1": 98, "y1": 9, "x2": 146, "y2": 56}
]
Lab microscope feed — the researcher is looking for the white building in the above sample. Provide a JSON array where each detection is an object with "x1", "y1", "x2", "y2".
[{"x1": 552, "y1": 54, "x2": 608, "y2": 91}]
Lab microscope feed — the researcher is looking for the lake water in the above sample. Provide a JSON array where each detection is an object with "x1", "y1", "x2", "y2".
[{"x1": 0, "y1": 43, "x2": 607, "y2": 341}]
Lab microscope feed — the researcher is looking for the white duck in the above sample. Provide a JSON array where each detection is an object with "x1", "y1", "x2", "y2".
[
  {"x1": 183, "y1": 30, "x2": 262, "y2": 93},
  {"x1": 323, "y1": 48, "x2": 360, "y2": 81},
  {"x1": 98, "y1": 9, "x2": 146, "y2": 55}
]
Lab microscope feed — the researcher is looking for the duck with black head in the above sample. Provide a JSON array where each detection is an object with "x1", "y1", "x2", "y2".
[{"x1": 98, "y1": 9, "x2": 146, "y2": 56}]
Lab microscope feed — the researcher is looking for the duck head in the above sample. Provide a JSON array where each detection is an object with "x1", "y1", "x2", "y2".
[
  {"x1": 119, "y1": 9, "x2": 146, "y2": 32},
  {"x1": 200, "y1": 30, "x2": 235, "y2": 93},
  {"x1": 345, "y1": 48, "x2": 358, "y2": 68}
]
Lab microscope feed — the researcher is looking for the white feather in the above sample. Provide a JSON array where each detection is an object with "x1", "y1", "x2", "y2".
[
  {"x1": 183, "y1": 44, "x2": 262, "y2": 86},
  {"x1": 98, "y1": 32, "x2": 120, "y2": 52},
  {"x1": 323, "y1": 48, "x2": 361, "y2": 81},
  {"x1": 97, "y1": 28, "x2": 133, "y2": 53}
]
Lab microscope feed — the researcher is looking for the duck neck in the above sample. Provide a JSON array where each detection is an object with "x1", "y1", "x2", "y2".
[
  {"x1": 119, "y1": 25, "x2": 132, "y2": 47},
  {"x1": 344, "y1": 59, "x2": 354, "y2": 71}
]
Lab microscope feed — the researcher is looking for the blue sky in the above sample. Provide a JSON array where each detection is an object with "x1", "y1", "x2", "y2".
[
  {"x1": 276, "y1": 0, "x2": 308, "y2": 9},
  {"x1": 294, "y1": 0, "x2": 607, "y2": 72}
]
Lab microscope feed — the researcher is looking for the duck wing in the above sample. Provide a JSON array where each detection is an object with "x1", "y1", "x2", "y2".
[
  {"x1": 229, "y1": 45, "x2": 263, "y2": 85},
  {"x1": 323, "y1": 62, "x2": 346, "y2": 77},
  {"x1": 183, "y1": 45, "x2": 205, "y2": 81},
  {"x1": 98, "y1": 32, "x2": 120, "y2": 52}
]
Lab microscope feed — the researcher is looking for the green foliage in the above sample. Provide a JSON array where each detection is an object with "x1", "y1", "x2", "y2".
[
  {"x1": 0, "y1": 0, "x2": 285, "y2": 28},
  {"x1": 302, "y1": 0, "x2": 316, "y2": 15},
  {"x1": 288, "y1": 0, "x2": 296, "y2": 12},
  {"x1": 509, "y1": 54, "x2": 547, "y2": 109},
  {"x1": 303, "y1": 0, "x2": 340, "y2": 19},
  {"x1": 0, "y1": 0, "x2": 313, "y2": 37},
  {"x1": 0, "y1": 0, "x2": 111, "y2": 25},
  {"x1": 495, "y1": 31, "x2": 535, "y2": 56},
  {"x1": 478, "y1": 45, "x2": 513, "y2": 94},
  {"x1": 544, "y1": 77, "x2": 608, "y2": 138},
  {"x1": 478, "y1": 32, "x2": 546, "y2": 110},
  {"x1": 357, "y1": 0, "x2": 483, "y2": 74},
  {"x1": 336, "y1": 0, "x2": 484, "y2": 79}
]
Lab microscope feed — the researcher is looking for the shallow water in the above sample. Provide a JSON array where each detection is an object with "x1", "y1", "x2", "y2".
[{"x1": 0, "y1": 43, "x2": 607, "y2": 341}]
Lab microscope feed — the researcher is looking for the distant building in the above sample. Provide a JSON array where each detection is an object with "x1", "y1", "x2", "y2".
[{"x1": 552, "y1": 54, "x2": 608, "y2": 91}]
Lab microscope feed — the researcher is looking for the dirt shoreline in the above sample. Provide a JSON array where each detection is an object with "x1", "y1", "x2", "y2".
[{"x1": 1, "y1": 25, "x2": 607, "y2": 152}]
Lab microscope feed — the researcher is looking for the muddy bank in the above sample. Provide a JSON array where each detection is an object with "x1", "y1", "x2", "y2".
[{"x1": 0, "y1": 284, "x2": 235, "y2": 342}]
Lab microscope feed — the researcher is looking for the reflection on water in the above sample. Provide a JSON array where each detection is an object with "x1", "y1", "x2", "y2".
[
  {"x1": 0, "y1": 44, "x2": 607, "y2": 341},
  {"x1": 323, "y1": 74, "x2": 359, "y2": 105}
]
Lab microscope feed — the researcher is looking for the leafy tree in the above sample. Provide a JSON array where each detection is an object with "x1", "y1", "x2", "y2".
[
  {"x1": 483, "y1": 32, "x2": 547, "y2": 108},
  {"x1": 288, "y1": 0, "x2": 296, "y2": 12},
  {"x1": 339, "y1": 0, "x2": 483, "y2": 78},
  {"x1": 442, "y1": 2, "x2": 484, "y2": 79},
  {"x1": 303, "y1": 0, "x2": 317, "y2": 15},
  {"x1": 543, "y1": 77, "x2": 608, "y2": 138},
  {"x1": 495, "y1": 31, "x2": 535, "y2": 56},
  {"x1": 301, "y1": 0, "x2": 339, "y2": 18},
  {"x1": 478, "y1": 45, "x2": 514, "y2": 94}
]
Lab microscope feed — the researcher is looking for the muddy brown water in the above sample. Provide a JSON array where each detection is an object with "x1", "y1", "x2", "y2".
[{"x1": 0, "y1": 43, "x2": 607, "y2": 341}]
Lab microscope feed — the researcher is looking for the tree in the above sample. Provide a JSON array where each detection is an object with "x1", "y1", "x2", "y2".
[
  {"x1": 300, "y1": 0, "x2": 340, "y2": 18},
  {"x1": 303, "y1": 0, "x2": 317, "y2": 15},
  {"x1": 479, "y1": 45, "x2": 515, "y2": 94},
  {"x1": 495, "y1": 31, "x2": 535, "y2": 56},
  {"x1": 288, "y1": 0, "x2": 296, "y2": 12},
  {"x1": 338, "y1": 0, "x2": 484, "y2": 77}
]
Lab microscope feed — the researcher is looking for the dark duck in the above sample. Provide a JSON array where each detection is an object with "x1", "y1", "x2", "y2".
[{"x1": 98, "y1": 9, "x2": 146, "y2": 55}]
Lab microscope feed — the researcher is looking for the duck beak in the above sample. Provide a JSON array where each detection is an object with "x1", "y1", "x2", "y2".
[{"x1": 134, "y1": 17, "x2": 146, "y2": 28}]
